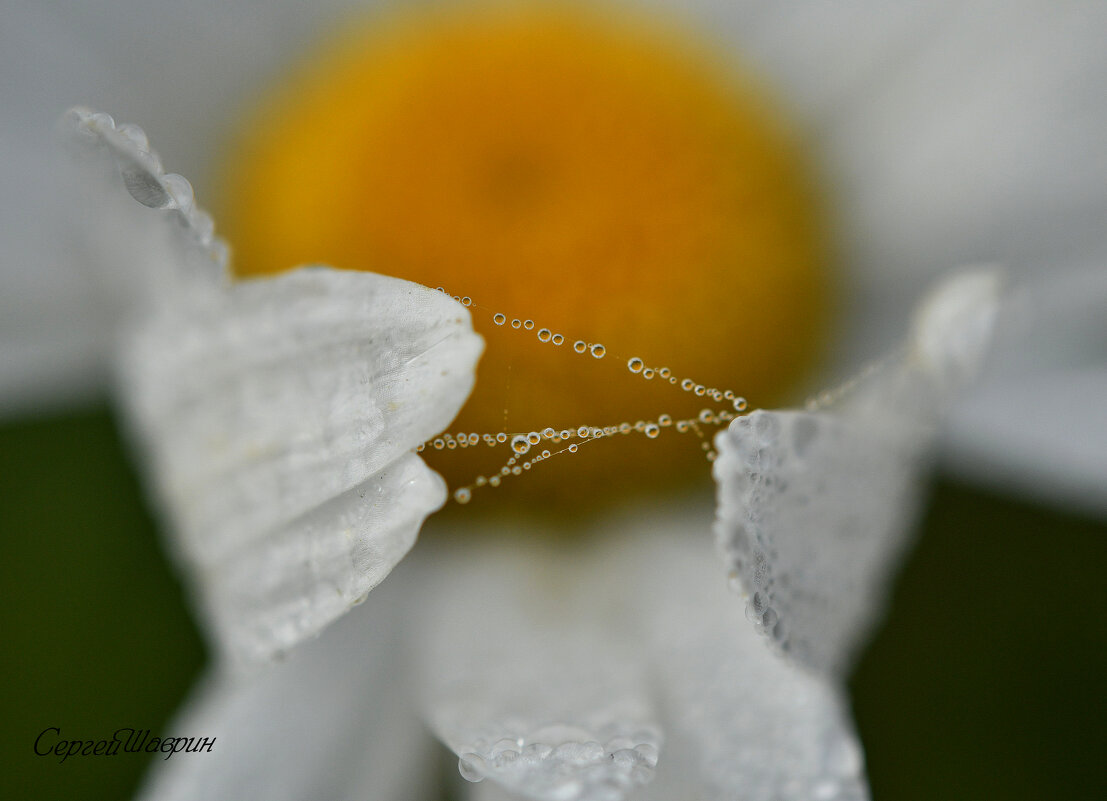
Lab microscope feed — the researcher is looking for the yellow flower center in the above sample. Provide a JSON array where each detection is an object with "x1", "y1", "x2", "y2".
[{"x1": 220, "y1": 4, "x2": 829, "y2": 511}]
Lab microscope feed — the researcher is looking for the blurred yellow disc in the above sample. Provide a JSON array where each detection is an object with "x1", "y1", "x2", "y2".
[{"x1": 221, "y1": 4, "x2": 830, "y2": 512}]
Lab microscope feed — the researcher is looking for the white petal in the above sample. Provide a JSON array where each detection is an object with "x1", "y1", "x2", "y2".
[
  {"x1": 610, "y1": 504, "x2": 869, "y2": 801},
  {"x1": 138, "y1": 557, "x2": 435, "y2": 801},
  {"x1": 414, "y1": 535, "x2": 661, "y2": 801},
  {"x1": 713, "y1": 270, "x2": 1002, "y2": 675},
  {"x1": 71, "y1": 109, "x2": 483, "y2": 667},
  {"x1": 119, "y1": 267, "x2": 481, "y2": 668}
]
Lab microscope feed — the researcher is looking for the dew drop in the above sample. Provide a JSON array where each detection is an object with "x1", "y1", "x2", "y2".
[
  {"x1": 733, "y1": 397, "x2": 748, "y2": 411},
  {"x1": 454, "y1": 488, "x2": 472, "y2": 504},
  {"x1": 619, "y1": 422, "x2": 632, "y2": 434},
  {"x1": 523, "y1": 319, "x2": 534, "y2": 330},
  {"x1": 415, "y1": 443, "x2": 425, "y2": 452},
  {"x1": 511, "y1": 466, "x2": 522, "y2": 476},
  {"x1": 559, "y1": 429, "x2": 571, "y2": 440},
  {"x1": 642, "y1": 368, "x2": 655, "y2": 380},
  {"x1": 446, "y1": 439, "x2": 457, "y2": 449},
  {"x1": 569, "y1": 444, "x2": 579, "y2": 453},
  {"x1": 468, "y1": 433, "x2": 479, "y2": 445},
  {"x1": 694, "y1": 384, "x2": 706, "y2": 396},
  {"x1": 493, "y1": 313, "x2": 506, "y2": 326},
  {"x1": 496, "y1": 433, "x2": 508, "y2": 443},
  {"x1": 699, "y1": 409, "x2": 715, "y2": 424},
  {"x1": 522, "y1": 462, "x2": 532, "y2": 471},
  {"x1": 659, "y1": 367, "x2": 671, "y2": 379},
  {"x1": 433, "y1": 438, "x2": 445, "y2": 450},
  {"x1": 591, "y1": 427, "x2": 604, "y2": 438},
  {"x1": 658, "y1": 414, "x2": 672, "y2": 427},
  {"x1": 577, "y1": 426, "x2": 590, "y2": 438},
  {"x1": 511, "y1": 435, "x2": 531, "y2": 455},
  {"x1": 461, "y1": 296, "x2": 472, "y2": 307},
  {"x1": 511, "y1": 319, "x2": 522, "y2": 329},
  {"x1": 676, "y1": 421, "x2": 689, "y2": 433},
  {"x1": 458, "y1": 755, "x2": 485, "y2": 783},
  {"x1": 681, "y1": 378, "x2": 695, "y2": 391},
  {"x1": 590, "y1": 343, "x2": 606, "y2": 359},
  {"x1": 552, "y1": 333, "x2": 565, "y2": 346},
  {"x1": 537, "y1": 328, "x2": 552, "y2": 342},
  {"x1": 645, "y1": 423, "x2": 660, "y2": 439},
  {"x1": 541, "y1": 449, "x2": 551, "y2": 459},
  {"x1": 627, "y1": 357, "x2": 644, "y2": 374},
  {"x1": 475, "y1": 476, "x2": 487, "y2": 487},
  {"x1": 573, "y1": 340, "x2": 587, "y2": 353},
  {"x1": 542, "y1": 427, "x2": 556, "y2": 439},
  {"x1": 527, "y1": 431, "x2": 541, "y2": 446},
  {"x1": 489, "y1": 476, "x2": 501, "y2": 487}
]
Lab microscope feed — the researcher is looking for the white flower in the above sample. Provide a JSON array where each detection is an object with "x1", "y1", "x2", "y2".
[{"x1": 3, "y1": 3, "x2": 1106, "y2": 801}]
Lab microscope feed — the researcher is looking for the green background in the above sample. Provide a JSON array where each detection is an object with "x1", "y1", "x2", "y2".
[{"x1": 2, "y1": 407, "x2": 1104, "y2": 799}]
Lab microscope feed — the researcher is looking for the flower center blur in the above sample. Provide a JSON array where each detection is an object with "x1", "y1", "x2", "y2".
[{"x1": 220, "y1": 4, "x2": 830, "y2": 512}]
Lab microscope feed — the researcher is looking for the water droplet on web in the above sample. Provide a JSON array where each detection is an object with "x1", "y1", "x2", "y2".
[
  {"x1": 461, "y1": 296, "x2": 472, "y2": 307},
  {"x1": 496, "y1": 433, "x2": 508, "y2": 443},
  {"x1": 489, "y1": 476, "x2": 501, "y2": 487},
  {"x1": 569, "y1": 444, "x2": 579, "y2": 453},
  {"x1": 541, "y1": 449, "x2": 551, "y2": 459},
  {"x1": 493, "y1": 313, "x2": 506, "y2": 326},
  {"x1": 681, "y1": 378, "x2": 695, "y2": 391},
  {"x1": 537, "y1": 328, "x2": 552, "y2": 342},
  {"x1": 627, "y1": 357, "x2": 644, "y2": 374},
  {"x1": 590, "y1": 343, "x2": 606, "y2": 358},
  {"x1": 658, "y1": 414, "x2": 672, "y2": 427},
  {"x1": 511, "y1": 319, "x2": 522, "y2": 329},
  {"x1": 542, "y1": 427, "x2": 556, "y2": 439},
  {"x1": 523, "y1": 319, "x2": 535, "y2": 330},
  {"x1": 694, "y1": 384, "x2": 706, "y2": 396},
  {"x1": 433, "y1": 438, "x2": 445, "y2": 450},
  {"x1": 527, "y1": 431, "x2": 541, "y2": 445},
  {"x1": 458, "y1": 754, "x2": 486, "y2": 783},
  {"x1": 552, "y1": 333, "x2": 565, "y2": 345},
  {"x1": 645, "y1": 423, "x2": 660, "y2": 439},
  {"x1": 454, "y1": 488, "x2": 472, "y2": 504},
  {"x1": 511, "y1": 435, "x2": 530, "y2": 455},
  {"x1": 733, "y1": 397, "x2": 748, "y2": 411},
  {"x1": 642, "y1": 368, "x2": 654, "y2": 379},
  {"x1": 578, "y1": 426, "x2": 590, "y2": 438},
  {"x1": 573, "y1": 340, "x2": 587, "y2": 353}
]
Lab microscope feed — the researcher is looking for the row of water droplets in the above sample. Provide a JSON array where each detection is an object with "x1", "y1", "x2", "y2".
[{"x1": 426, "y1": 288, "x2": 749, "y2": 505}]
